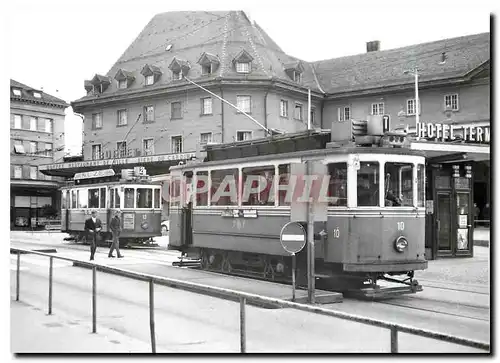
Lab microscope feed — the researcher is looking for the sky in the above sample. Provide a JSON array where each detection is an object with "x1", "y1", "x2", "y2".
[{"x1": 2, "y1": 0, "x2": 496, "y2": 155}]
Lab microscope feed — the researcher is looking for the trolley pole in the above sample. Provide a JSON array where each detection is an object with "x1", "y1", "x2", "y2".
[{"x1": 306, "y1": 161, "x2": 315, "y2": 304}]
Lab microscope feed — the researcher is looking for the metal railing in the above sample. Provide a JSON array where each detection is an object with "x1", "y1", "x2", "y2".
[{"x1": 10, "y1": 247, "x2": 490, "y2": 353}]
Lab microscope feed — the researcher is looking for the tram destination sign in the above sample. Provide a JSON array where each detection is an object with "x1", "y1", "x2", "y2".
[
  {"x1": 74, "y1": 169, "x2": 115, "y2": 180},
  {"x1": 40, "y1": 152, "x2": 197, "y2": 171}
]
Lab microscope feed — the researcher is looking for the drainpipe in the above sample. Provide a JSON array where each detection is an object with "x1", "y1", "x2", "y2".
[
  {"x1": 220, "y1": 87, "x2": 225, "y2": 143},
  {"x1": 264, "y1": 87, "x2": 270, "y2": 137},
  {"x1": 320, "y1": 98, "x2": 325, "y2": 129}
]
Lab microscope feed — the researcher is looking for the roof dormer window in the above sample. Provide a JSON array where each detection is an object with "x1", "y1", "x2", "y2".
[
  {"x1": 33, "y1": 92, "x2": 41, "y2": 98},
  {"x1": 197, "y1": 52, "x2": 220, "y2": 76},
  {"x1": 233, "y1": 49, "x2": 254, "y2": 74},
  {"x1": 118, "y1": 79, "x2": 127, "y2": 89},
  {"x1": 236, "y1": 62, "x2": 250, "y2": 74},
  {"x1": 284, "y1": 61, "x2": 304, "y2": 84},
  {"x1": 114, "y1": 69, "x2": 135, "y2": 90},
  {"x1": 12, "y1": 89, "x2": 21, "y2": 96},
  {"x1": 168, "y1": 57, "x2": 191, "y2": 82},
  {"x1": 140, "y1": 64, "x2": 162, "y2": 86},
  {"x1": 88, "y1": 74, "x2": 111, "y2": 94}
]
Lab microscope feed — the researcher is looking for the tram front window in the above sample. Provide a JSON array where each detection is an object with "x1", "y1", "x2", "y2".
[
  {"x1": 78, "y1": 189, "x2": 88, "y2": 209},
  {"x1": 417, "y1": 164, "x2": 425, "y2": 207},
  {"x1": 137, "y1": 188, "x2": 153, "y2": 208},
  {"x1": 124, "y1": 188, "x2": 135, "y2": 208},
  {"x1": 88, "y1": 188, "x2": 99, "y2": 209},
  {"x1": 384, "y1": 163, "x2": 414, "y2": 207},
  {"x1": 357, "y1": 162, "x2": 379, "y2": 207},
  {"x1": 328, "y1": 163, "x2": 347, "y2": 206}
]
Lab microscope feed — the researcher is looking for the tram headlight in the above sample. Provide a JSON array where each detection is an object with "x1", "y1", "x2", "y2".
[
  {"x1": 394, "y1": 236, "x2": 408, "y2": 252},
  {"x1": 141, "y1": 221, "x2": 149, "y2": 230}
]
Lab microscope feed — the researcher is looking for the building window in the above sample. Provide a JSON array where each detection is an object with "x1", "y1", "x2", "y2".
[
  {"x1": 173, "y1": 71, "x2": 182, "y2": 80},
  {"x1": 201, "y1": 98, "x2": 213, "y2": 115},
  {"x1": 117, "y1": 141, "x2": 127, "y2": 157},
  {"x1": 145, "y1": 75, "x2": 154, "y2": 85},
  {"x1": 13, "y1": 140, "x2": 25, "y2": 154},
  {"x1": 30, "y1": 117, "x2": 37, "y2": 131},
  {"x1": 338, "y1": 106, "x2": 351, "y2": 122},
  {"x1": 294, "y1": 103, "x2": 303, "y2": 120},
  {"x1": 311, "y1": 107, "x2": 316, "y2": 124},
  {"x1": 30, "y1": 166, "x2": 37, "y2": 180},
  {"x1": 33, "y1": 92, "x2": 41, "y2": 98},
  {"x1": 14, "y1": 166, "x2": 22, "y2": 179},
  {"x1": 117, "y1": 109, "x2": 128, "y2": 126},
  {"x1": 171, "y1": 136, "x2": 183, "y2": 153},
  {"x1": 237, "y1": 131, "x2": 252, "y2": 141},
  {"x1": 171, "y1": 102, "x2": 182, "y2": 119},
  {"x1": 30, "y1": 142, "x2": 37, "y2": 155},
  {"x1": 14, "y1": 115, "x2": 22, "y2": 129},
  {"x1": 371, "y1": 102, "x2": 385, "y2": 115},
  {"x1": 92, "y1": 113, "x2": 103, "y2": 129},
  {"x1": 45, "y1": 119, "x2": 52, "y2": 133},
  {"x1": 202, "y1": 64, "x2": 212, "y2": 75},
  {"x1": 236, "y1": 96, "x2": 251, "y2": 113},
  {"x1": 143, "y1": 138, "x2": 154, "y2": 155},
  {"x1": 236, "y1": 62, "x2": 250, "y2": 73},
  {"x1": 293, "y1": 71, "x2": 302, "y2": 83},
  {"x1": 13, "y1": 89, "x2": 21, "y2": 96},
  {"x1": 144, "y1": 105, "x2": 155, "y2": 122},
  {"x1": 280, "y1": 100, "x2": 288, "y2": 117},
  {"x1": 45, "y1": 143, "x2": 53, "y2": 157},
  {"x1": 444, "y1": 94, "x2": 459, "y2": 111},
  {"x1": 118, "y1": 79, "x2": 127, "y2": 89},
  {"x1": 200, "y1": 132, "x2": 212, "y2": 145},
  {"x1": 92, "y1": 144, "x2": 102, "y2": 160},
  {"x1": 407, "y1": 99, "x2": 419, "y2": 115}
]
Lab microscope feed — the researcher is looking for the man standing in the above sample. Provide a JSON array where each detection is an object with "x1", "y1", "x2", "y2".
[
  {"x1": 85, "y1": 210, "x2": 102, "y2": 261},
  {"x1": 108, "y1": 210, "x2": 123, "y2": 258}
]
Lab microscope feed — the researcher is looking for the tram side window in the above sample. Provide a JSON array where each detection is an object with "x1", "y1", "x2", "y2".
[
  {"x1": 124, "y1": 188, "x2": 135, "y2": 208},
  {"x1": 278, "y1": 164, "x2": 291, "y2": 206},
  {"x1": 384, "y1": 163, "x2": 414, "y2": 207},
  {"x1": 114, "y1": 189, "x2": 121, "y2": 208},
  {"x1": 417, "y1": 164, "x2": 425, "y2": 207},
  {"x1": 78, "y1": 189, "x2": 88, "y2": 209},
  {"x1": 170, "y1": 178, "x2": 181, "y2": 207},
  {"x1": 154, "y1": 188, "x2": 161, "y2": 209},
  {"x1": 71, "y1": 190, "x2": 77, "y2": 209},
  {"x1": 100, "y1": 188, "x2": 106, "y2": 208},
  {"x1": 328, "y1": 163, "x2": 348, "y2": 206},
  {"x1": 88, "y1": 188, "x2": 100, "y2": 209},
  {"x1": 357, "y1": 162, "x2": 379, "y2": 207},
  {"x1": 62, "y1": 191, "x2": 67, "y2": 209},
  {"x1": 110, "y1": 188, "x2": 115, "y2": 209},
  {"x1": 137, "y1": 188, "x2": 153, "y2": 208},
  {"x1": 242, "y1": 166, "x2": 274, "y2": 206},
  {"x1": 211, "y1": 169, "x2": 238, "y2": 206},
  {"x1": 196, "y1": 171, "x2": 208, "y2": 206}
]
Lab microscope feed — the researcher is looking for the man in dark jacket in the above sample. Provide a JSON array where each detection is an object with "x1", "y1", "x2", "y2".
[
  {"x1": 84, "y1": 210, "x2": 102, "y2": 261},
  {"x1": 108, "y1": 210, "x2": 123, "y2": 258}
]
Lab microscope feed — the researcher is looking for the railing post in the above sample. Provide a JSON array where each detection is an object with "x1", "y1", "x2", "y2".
[
  {"x1": 92, "y1": 266, "x2": 97, "y2": 333},
  {"x1": 390, "y1": 327, "x2": 398, "y2": 353},
  {"x1": 149, "y1": 279, "x2": 156, "y2": 354},
  {"x1": 16, "y1": 251, "x2": 20, "y2": 301},
  {"x1": 240, "y1": 297, "x2": 246, "y2": 353},
  {"x1": 48, "y1": 256, "x2": 53, "y2": 315}
]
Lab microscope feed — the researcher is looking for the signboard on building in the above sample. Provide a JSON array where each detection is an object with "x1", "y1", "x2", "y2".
[
  {"x1": 417, "y1": 122, "x2": 490, "y2": 143},
  {"x1": 40, "y1": 152, "x2": 197, "y2": 171},
  {"x1": 74, "y1": 169, "x2": 116, "y2": 180}
]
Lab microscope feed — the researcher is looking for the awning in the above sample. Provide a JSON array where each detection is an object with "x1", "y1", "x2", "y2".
[{"x1": 410, "y1": 141, "x2": 490, "y2": 162}]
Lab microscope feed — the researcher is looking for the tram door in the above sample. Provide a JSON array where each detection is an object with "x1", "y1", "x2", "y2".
[{"x1": 180, "y1": 172, "x2": 193, "y2": 247}]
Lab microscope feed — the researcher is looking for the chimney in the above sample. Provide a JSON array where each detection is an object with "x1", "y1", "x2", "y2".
[{"x1": 366, "y1": 40, "x2": 381, "y2": 52}]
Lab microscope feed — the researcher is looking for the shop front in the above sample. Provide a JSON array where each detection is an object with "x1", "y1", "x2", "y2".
[{"x1": 411, "y1": 122, "x2": 490, "y2": 259}]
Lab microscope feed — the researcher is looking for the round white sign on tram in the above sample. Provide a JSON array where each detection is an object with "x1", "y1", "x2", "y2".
[{"x1": 280, "y1": 222, "x2": 306, "y2": 254}]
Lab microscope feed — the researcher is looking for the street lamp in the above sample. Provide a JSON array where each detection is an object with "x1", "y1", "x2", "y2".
[{"x1": 404, "y1": 68, "x2": 420, "y2": 140}]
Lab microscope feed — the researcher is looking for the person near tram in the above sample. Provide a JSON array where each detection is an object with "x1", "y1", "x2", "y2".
[
  {"x1": 85, "y1": 210, "x2": 102, "y2": 261},
  {"x1": 108, "y1": 210, "x2": 123, "y2": 258}
]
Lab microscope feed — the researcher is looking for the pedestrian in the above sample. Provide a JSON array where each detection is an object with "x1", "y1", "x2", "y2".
[
  {"x1": 474, "y1": 203, "x2": 480, "y2": 222},
  {"x1": 84, "y1": 210, "x2": 102, "y2": 261},
  {"x1": 108, "y1": 210, "x2": 123, "y2": 258}
]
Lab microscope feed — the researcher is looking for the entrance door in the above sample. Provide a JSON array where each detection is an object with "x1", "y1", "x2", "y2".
[
  {"x1": 455, "y1": 191, "x2": 473, "y2": 255},
  {"x1": 436, "y1": 192, "x2": 453, "y2": 254}
]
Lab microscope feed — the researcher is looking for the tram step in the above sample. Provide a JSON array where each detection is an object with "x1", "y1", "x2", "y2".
[{"x1": 345, "y1": 284, "x2": 423, "y2": 300}]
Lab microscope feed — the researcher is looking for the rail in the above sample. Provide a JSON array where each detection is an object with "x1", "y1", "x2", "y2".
[{"x1": 10, "y1": 247, "x2": 490, "y2": 353}]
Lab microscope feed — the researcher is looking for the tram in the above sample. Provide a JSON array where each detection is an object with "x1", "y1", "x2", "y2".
[
  {"x1": 167, "y1": 118, "x2": 428, "y2": 297},
  {"x1": 60, "y1": 167, "x2": 163, "y2": 246}
]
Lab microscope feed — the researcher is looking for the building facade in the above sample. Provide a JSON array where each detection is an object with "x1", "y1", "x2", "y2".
[{"x1": 10, "y1": 80, "x2": 68, "y2": 228}]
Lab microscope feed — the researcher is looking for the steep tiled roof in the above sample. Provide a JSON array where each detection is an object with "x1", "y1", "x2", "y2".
[
  {"x1": 74, "y1": 11, "x2": 322, "y2": 103},
  {"x1": 11, "y1": 79, "x2": 68, "y2": 107},
  {"x1": 312, "y1": 32, "x2": 490, "y2": 94}
]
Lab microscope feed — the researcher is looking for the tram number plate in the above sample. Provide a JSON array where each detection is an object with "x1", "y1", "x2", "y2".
[
  {"x1": 333, "y1": 228, "x2": 340, "y2": 238},
  {"x1": 397, "y1": 222, "x2": 405, "y2": 231}
]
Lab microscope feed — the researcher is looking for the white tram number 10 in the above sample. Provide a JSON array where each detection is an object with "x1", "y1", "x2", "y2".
[
  {"x1": 333, "y1": 228, "x2": 340, "y2": 238},
  {"x1": 397, "y1": 222, "x2": 405, "y2": 231}
]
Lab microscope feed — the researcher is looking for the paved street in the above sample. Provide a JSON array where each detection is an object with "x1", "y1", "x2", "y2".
[{"x1": 10, "y1": 232, "x2": 489, "y2": 353}]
